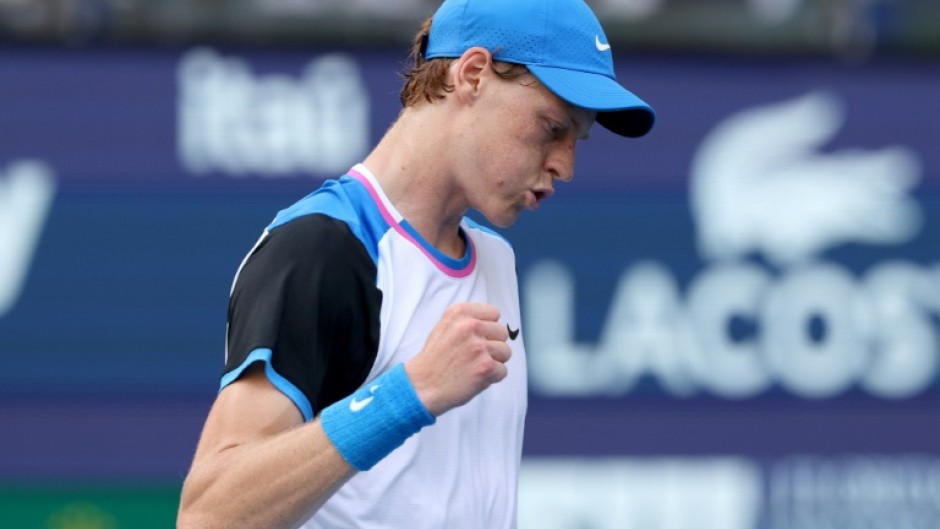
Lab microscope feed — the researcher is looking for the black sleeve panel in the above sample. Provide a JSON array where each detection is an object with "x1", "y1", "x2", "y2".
[{"x1": 224, "y1": 214, "x2": 382, "y2": 417}]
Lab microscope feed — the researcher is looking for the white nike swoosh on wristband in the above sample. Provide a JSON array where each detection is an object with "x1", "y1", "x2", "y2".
[{"x1": 349, "y1": 384, "x2": 381, "y2": 412}]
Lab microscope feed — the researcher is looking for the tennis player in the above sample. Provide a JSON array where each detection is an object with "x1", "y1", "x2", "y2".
[{"x1": 177, "y1": 0, "x2": 654, "y2": 527}]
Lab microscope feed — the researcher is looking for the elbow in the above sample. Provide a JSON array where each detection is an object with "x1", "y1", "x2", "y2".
[
  {"x1": 177, "y1": 502, "x2": 205, "y2": 529},
  {"x1": 177, "y1": 488, "x2": 253, "y2": 529},
  {"x1": 178, "y1": 504, "x2": 222, "y2": 529},
  {"x1": 177, "y1": 486, "x2": 216, "y2": 529},
  {"x1": 176, "y1": 510, "x2": 195, "y2": 529}
]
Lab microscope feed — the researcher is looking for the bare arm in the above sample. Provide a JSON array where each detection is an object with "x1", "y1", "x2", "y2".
[
  {"x1": 177, "y1": 364, "x2": 356, "y2": 529},
  {"x1": 177, "y1": 302, "x2": 511, "y2": 529}
]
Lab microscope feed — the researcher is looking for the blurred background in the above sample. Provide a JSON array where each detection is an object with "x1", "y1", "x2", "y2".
[{"x1": 1, "y1": 1, "x2": 939, "y2": 528}]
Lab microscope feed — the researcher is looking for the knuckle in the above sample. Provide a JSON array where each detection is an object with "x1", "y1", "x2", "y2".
[
  {"x1": 476, "y1": 358, "x2": 497, "y2": 379},
  {"x1": 462, "y1": 318, "x2": 482, "y2": 338},
  {"x1": 487, "y1": 342, "x2": 508, "y2": 363},
  {"x1": 476, "y1": 357, "x2": 508, "y2": 384},
  {"x1": 444, "y1": 304, "x2": 464, "y2": 320},
  {"x1": 470, "y1": 340, "x2": 489, "y2": 357}
]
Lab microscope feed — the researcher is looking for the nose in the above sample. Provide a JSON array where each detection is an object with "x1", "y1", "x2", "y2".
[{"x1": 547, "y1": 139, "x2": 576, "y2": 183}]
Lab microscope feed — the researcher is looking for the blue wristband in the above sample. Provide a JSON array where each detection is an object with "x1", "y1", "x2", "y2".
[{"x1": 320, "y1": 363, "x2": 436, "y2": 471}]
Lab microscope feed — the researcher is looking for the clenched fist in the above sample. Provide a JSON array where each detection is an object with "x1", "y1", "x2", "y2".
[{"x1": 404, "y1": 302, "x2": 511, "y2": 417}]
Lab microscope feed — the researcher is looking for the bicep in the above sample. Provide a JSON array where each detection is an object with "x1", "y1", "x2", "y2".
[
  {"x1": 192, "y1": 363, "x2": 304, "y2": 463},
  {"x1": 181, "y1": 364, "x2": 356, "y2": 528}
]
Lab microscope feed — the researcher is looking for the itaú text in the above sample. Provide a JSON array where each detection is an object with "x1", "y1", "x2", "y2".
[{"x1": 523, "y1": 259, "x2": 940, "y2": 400}]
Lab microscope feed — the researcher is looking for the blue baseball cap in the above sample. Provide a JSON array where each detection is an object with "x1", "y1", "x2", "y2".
[{"x1": 424, "y1": 0, "x2": 655, "y2": 138}]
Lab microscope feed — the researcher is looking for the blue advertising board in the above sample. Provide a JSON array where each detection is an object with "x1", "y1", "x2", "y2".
[{"x1": 0, "y1": 46, "x2": 938, "y2": 527}]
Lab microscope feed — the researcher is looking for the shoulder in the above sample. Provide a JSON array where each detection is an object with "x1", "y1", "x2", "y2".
[
  {"x1": 266, "y1": 175, "x2": 392, "y2": 264},
  {"x1": 252, "y1": 214, "x2": 370, "y2": 271},
  {"x1": 234, "y1": 213, "x2": 379, "y2": 308}
]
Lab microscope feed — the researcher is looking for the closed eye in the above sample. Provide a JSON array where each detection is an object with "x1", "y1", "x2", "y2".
[{"x1": 546, "y1": 122, "x2": 568, "y2": 140}]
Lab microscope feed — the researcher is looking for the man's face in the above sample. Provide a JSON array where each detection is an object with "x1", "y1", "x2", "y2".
[{"x1": 457, "y1": 70, "x2": 596, "y2": 228}]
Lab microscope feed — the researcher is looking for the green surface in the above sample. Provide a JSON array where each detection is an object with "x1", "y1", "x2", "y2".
[{"x1": 0, "y1": 485, "x2": 180, "y2": 529}]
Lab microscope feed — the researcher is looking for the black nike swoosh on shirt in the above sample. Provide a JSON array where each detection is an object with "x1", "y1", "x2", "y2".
[{"x1": 507, "y1": 324, "x2": 520, "y2": 341}]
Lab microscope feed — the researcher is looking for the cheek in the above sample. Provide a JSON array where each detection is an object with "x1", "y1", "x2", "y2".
[{"x1": 475, "y1": 122, "x2": 547, "y2": 191}]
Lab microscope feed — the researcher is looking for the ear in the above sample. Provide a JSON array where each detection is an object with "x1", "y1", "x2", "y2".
[{"x1": 451, "y1": 47, "x2": 492, "y2": 105}]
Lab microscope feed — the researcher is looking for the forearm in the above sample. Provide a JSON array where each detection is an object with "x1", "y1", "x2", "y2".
[{"x1": 178, "y1": 420, "x2": 355, "y2": 529}]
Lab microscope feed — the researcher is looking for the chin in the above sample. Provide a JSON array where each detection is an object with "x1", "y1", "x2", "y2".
[{"x1": 478, "y1": 210, "x2": 518, "y2": 229}]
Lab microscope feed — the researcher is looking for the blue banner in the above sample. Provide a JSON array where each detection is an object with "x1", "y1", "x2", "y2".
[{"x1": 1, "y1": 46, "x2": 939, "y2": 527}]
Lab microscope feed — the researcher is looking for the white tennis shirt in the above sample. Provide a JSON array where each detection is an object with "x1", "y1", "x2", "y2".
[{"x1": 222, "y1": 164, "x2": 528, "y2": 528}]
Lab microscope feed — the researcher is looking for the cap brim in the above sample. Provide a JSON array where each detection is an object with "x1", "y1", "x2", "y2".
[{"x1": 527, "y1": 64, "x2": 655, "y2": 138}]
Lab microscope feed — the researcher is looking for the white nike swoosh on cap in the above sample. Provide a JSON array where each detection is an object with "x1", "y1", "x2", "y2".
[{"x1": 595, "y1": 35, "x2": 611, "y2": 52}]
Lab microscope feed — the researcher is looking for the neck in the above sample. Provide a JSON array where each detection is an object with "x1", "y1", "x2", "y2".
[{"x1": 362, "y1": 107, "x2": 469, "y2": 258}]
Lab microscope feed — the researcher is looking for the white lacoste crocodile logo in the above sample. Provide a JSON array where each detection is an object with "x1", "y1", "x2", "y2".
[{"x1": 690, "y1": 91, "x2": 922, "y2": 266}]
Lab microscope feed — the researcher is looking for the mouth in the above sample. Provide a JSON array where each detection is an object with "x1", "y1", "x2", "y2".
[{"x1": 528, "y1": 189, "x2": 553, "y2": 210}]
